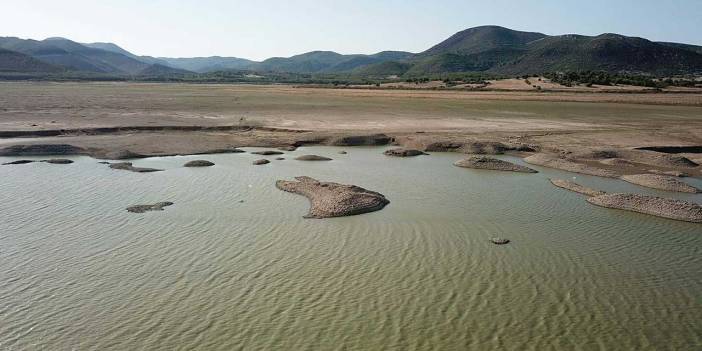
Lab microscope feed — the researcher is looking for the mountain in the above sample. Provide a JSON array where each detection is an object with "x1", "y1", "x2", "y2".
[
  {"x1": 419, "y1": 25, "x2": 546, "y2": 57},
  {"x1": 403, "y1": 26, "x2": 702, "y2": 76},
  {"x1": 159, "y1": 56, "x2": 256, "y2": 73},
  {"x1": 84, "y1": 42, "x2": 170, "y2": 66},
  {"x1": 0, "y1": 37, "x2": 190, "y2": 75},
  {"x1": 0, "y1": 48, "x2": 63, "y2": 72},
  {"x1": 2, "y1": 27, "x2": 701, "y2": 78}
]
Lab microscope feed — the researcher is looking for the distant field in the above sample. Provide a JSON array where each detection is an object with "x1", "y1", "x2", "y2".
[{"x1": 1, "y1": 82, "x2": 701, "y2": 134}]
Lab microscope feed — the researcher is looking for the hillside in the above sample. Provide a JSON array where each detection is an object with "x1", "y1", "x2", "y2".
[
  {"x1": 158, "y1": 56, "x2": 256, "y2": 73},
  {"x1": 0, "y1": 48, "x2": 62, "y2": 72}
]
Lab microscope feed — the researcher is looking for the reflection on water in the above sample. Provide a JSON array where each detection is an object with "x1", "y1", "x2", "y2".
[{"x1": 1, "y1": 146, "x2": 700, "y2": 350}]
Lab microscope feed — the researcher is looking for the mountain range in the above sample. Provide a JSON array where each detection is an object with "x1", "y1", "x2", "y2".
[{"x1": 2, "y1": 26, "x2": 702, "y2": 78}]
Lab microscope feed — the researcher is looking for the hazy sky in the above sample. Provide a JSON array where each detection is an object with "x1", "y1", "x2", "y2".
[{"x1": 3, "y1": 0, "x2": 701, "y2": 60}]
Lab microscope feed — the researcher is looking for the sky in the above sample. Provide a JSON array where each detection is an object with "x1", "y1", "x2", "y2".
[{"x1": 2, "y1": 0, "x2": 701, "y2": 61}]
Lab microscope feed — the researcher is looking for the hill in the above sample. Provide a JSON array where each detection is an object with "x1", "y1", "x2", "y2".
[{"x1": 0, "y1": 48, "x2": 62, "y2": 72}]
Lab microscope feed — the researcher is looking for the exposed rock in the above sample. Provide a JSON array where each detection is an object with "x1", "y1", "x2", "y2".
[
  {"x1": 634, "y1": 154, "x2": 699, "y2": 168},
  {"x1": 2, "y1": 160, "x2": 35, "y2": 165},
  {"x1": 202, "y1": 148, "x2": 245, "y2": 154},
  {"x1": 295, "y1": 155, "x2": 333, "y2": 161},
  {"x1": 42, "y1": 159, "x2": 74, "y2": 164},
  {"x1": 278, "y1": 145, "x2": 298, "y2": 151},
  {"x1": 0, "y1": 144, "x2": 86, "y2": 156},
  {"x1": 253, "y1": 159, "x2": 270, "y2": 165},
  {"x1": 126, "y1": 202, "x2": 174, "y2": 213},
  {"x1": 587, "y1": 193, "x2": 702, "y2": 223},
  {"x1": 491, "y1": 238, "x2": 510, "y2": 245},
  {"x1": 383, "y1": 148, "x2": 427, "y2": 157},
  {"x1": 338, "y1": 151, "x2": 348, "y2": 154},
  {"x1": 275, "y1": 176, "x2": 389, "y2": 218},
  {"x1": 648, "y1": 169, "x2": 688, "y2": 177},
  {"x1": 108, "y1": 162, "x2": 163, "y2": 173},
  {"x1": 599, "y1": 158, "x2": 638, "y2": 167},
  {"x1": 184, "y1": 160, "x2": 215, "y2": 167},
  {"x1": 620, "y1": 174, "x2": 700, "y2": 193},
  {"x1": 327, "y1": 134, "x2": 391, "y2": 146},
  {"x1": 251, "y1": 150, "x2": 284, "y2": 155},
  {"x1": 99, "y1": 149, "x2": 148, "y2": 160},
  {"x1": 524, "y1": 154, "x2": 619, "y2": 178},
  {"x1": 276, "y1": 157, "x2": 285, "y2": 160},
  {"x1": 578, "y1": 149, "x2": 621, "y2": 159},
  {"x1": 550, "y1": 179, "x2": 606, "y2": 197},
  {"x1": 454, "y1": 156, "x2": 537, "y2": 173}
]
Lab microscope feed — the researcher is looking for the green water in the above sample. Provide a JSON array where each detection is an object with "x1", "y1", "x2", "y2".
[{"x1": 1, "y1": 147, "x2": 700, "y2": 350}]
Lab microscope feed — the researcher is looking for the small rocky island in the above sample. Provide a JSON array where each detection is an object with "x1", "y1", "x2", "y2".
[
  {"x1": 126, "y1": 202, "x2": 174, "y2": 213},
  {"x1": 253, "y1": 159, "x2": 270, "y2": 165},
  {"x1": 251, "y1": 150, "x2": 284, "y2": 155},
  {"x1": 295, "y1": 155, "x2": 332, "y2": 161},
  {"x1": 184, "y1": 160, "x2": 215, "y2": 167},
  {"x1": 383, "y1": 148, "x2": 427, "y2": 157},
  {"x1": 275, "y1": 176, "x2": 390, "y2": 218},
  {"x1": 550, "y1": 179, "x2": 606, "y2": 197},
  {"x1": 454, "y1": 156, "x2": 537, "y2": 173},
  {"x1": 587, "y1": 193, "x2": 702, "y2": 223},
  {"x1": 620, "y1": 174, "x2": 700, "y2": 193},
  {"x1": 108, "y1": 162, "x2": 163, "y2": 173}
]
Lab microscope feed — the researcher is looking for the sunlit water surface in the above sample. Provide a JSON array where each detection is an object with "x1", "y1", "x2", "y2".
[{"x1": 1, "y1": 146, "x2": 700, "y2": 350}]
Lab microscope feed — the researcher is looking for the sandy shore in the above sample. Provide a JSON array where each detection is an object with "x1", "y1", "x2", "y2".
[{"x1": 0, "y1": 82, "x2": 700, "y2": 178}]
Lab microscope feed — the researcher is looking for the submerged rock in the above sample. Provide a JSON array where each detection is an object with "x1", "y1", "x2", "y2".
[
  {"x1": 620, "y1": 174, "x2": 699, "y2": 193},
  {"x1": 338, "y1": 151, "x2": 348, "y2": 154},
  {"x1": 108, "y1": 162, "x2": 163, "y2": 173},
  {"x1": 383, "y1": 148, "x2": 427, "y2": 157},
  {"x1": 276, "y1": 157, "x2": 285, "y2": 160},
  {"x1": 587, "y1": 193, "x2": 702, "y2": 223},
  {"x1": 550, "y1": 179, "x2": 606, "y2": 197},
  {"x1": 454, "y1": 156, "x2": 537, "y2": 173},
  {"x1": 524, "y1": 154, "x2": 619, "y2": 178},
  {"x1": 295, "y1": 155, "x2": 332, "y2": 161},
  {"x1": 184, "y1": 160, "x2": 215, "y2": 167},
  {"x1": 126, "y1": 202, "x2": 174, "y2": 213},
  {"x1": 42, "y1": 159, "x2": 74, "y2": 164},
  {"x1": 275, "y1": 176, "x2": 389, "y2": 218},
  {"x1": 491, "y1": 238, "x2": 510, "y2": 245},
  {"x1": 253, "y1": 159, "x2": 270, "y2": 165},
  {"x1": 251, "y1": 150, "x2": 284, "y2": 155},
  {"x1": 2, "y1": 160, "x2": 35, "y2": 165},
  {"x1": 278, "y1": 146, "x2": 298, "y2": 151}
]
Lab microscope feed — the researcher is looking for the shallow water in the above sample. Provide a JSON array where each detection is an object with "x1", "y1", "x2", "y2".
[{"x1": 1, "y1": 146, "x2": 700, "y2": 350}]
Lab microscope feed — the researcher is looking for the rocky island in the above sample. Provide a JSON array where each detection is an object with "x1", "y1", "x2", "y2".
[
  {"x1": 587, "y1": 193, "x2": 702, "y2": 223},
  {"x1": 620, "y1": 174, "x2": 700, "y2": 193},
  {"x1": 275, "y1": 176, "x2": 390, "y2": 218},
  {"x1": 454, "y1": 156, "x2": 537, "y2": 173}
]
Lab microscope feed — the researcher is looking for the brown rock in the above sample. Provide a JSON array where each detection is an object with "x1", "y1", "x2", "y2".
[
  {"x1": 251, "y1": 150, "x2": 284, "y2": 155},
  {"x1": 253, "y1": 159, "x2": 270, "y2": 165},
  {"x1": 184, "y1": 160, "x2": 215, "y2": 167},
  {"x1": 620, "y1": 174, "x2": 700, "y2": 193},
  {"x1": 550, "y1": 179, "x2": 606, "y2": 197},
  {"x1": 108, "y1": 162, "x2": 163, "y2": 173},
  {"x1": 587, "y1": 193, "x2": 702, "y2": 223},
  {"x1": 455, "y1": 156, "x2": 537, "y2": 173},
  {"x1": 383, "y1": 148, "x2": 427, "y2": 157},
  {"x1": 524, "y1": 154, "x2": 619, "y2": 178},
  {"x1": 295, "y1": 155, "x2": 333, "y2": 161},
  {"x1": 276, "y1": 176, "x2": 389, "y2": 218}
]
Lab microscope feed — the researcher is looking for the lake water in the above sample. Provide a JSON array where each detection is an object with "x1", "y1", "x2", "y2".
[{"x1": 1, "y1": 146, "x2": 700, "y2": 350}]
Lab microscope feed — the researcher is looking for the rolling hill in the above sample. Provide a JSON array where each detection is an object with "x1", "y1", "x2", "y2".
[{"x1": 2, "y1": 26, "x2": 702, "y2": 78}]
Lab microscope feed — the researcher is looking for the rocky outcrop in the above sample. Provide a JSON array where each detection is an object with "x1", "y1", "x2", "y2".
[
  {"x1": 550, "y1": 179, "x2": 606, "y2": 197},
  {"x1": 108, "y1": 162, "x2": 163, "y2": 173},
  {"x1": 126, "y1": 202, "x2": 174, "y2": 213},
  {"x1": 491, "y1": 238, "x2": 510, "y2": 245},
  {"x1": 599, "y1": 158, "x2": 638, "y2": 167},
  {"x1": 0, "y1": 144, "x2": 87, "y2": 156},
  {"x1": 253, "y1": 159, "x2": 270, "y2": 165},
  {"x1": 43, "y1": 159, "x2": 74, "y2": 164},
  {"x1": 275, "y1": 176, "x2": 389, "y2": 218},
  {"x1": 647, "y1": 169, "x2": 688, "y2": 177},
  {"x1": 327, "y1": 134, "x2": 391, "y2": 146},
  {"x1": 295, "y1": 155, "x2": 333, "y2": 161},
  {"x1": 620, "y1": 174, "x2": 700, "y2": 193},
  {"x1": 2, "y1": 160, "x2": 35, "y2": 165},
  {"x1": 251, "y1": 150, "x2": 284, "y2": 155},
  {"x1": 184, "y1": 160, "x2": 215, "y2": 167},
  {"x1": 587, "y1": 193, "x2": 702, "y2": 223},
  {"x1": 278, "y1": 146, "x2": 297, "y2": 151},
  {"x1": 454, "y1": 156, "x2": 537, "y2": 173},
  {"x1": 524, "y1": 154, "x2": 619, "y2": 178},
  {"x1": 383, "y1": 148, "x2": 427, "y2": 157}
]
